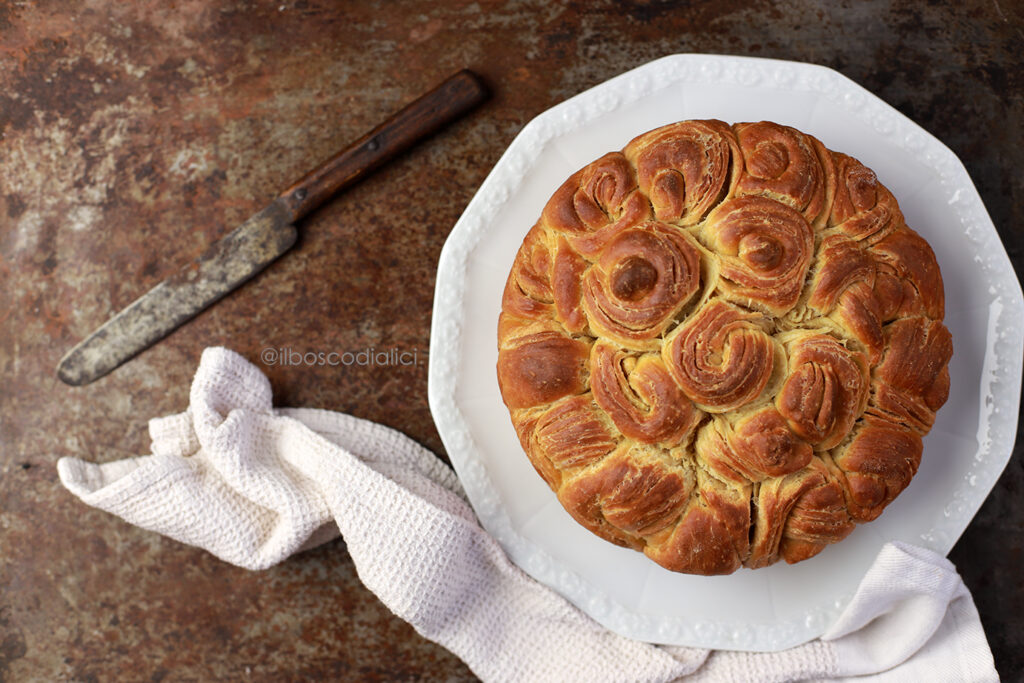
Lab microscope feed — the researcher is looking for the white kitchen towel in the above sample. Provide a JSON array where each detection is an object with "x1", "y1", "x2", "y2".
[{"x1": 57, "y1": 347, "x2": 998, "y2": 682}]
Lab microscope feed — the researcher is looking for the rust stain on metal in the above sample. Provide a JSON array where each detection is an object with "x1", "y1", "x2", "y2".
[{"x1": 1, "y1": 0, "x2": 1022, "y2": 680}]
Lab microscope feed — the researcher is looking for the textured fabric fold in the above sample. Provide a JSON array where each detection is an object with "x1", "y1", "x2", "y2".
[{"x1": 57, "y1": 347, "x2": 998, "y2": 682}]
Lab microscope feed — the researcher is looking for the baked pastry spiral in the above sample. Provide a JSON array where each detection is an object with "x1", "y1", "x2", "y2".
[{"x1": 497, "y1": 119, "x2": 952, "y2": 575}]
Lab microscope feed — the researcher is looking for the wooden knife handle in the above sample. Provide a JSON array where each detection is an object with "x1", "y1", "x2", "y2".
[{"x1": 279, "y1": 69, "x2": 488, "y2": 222}]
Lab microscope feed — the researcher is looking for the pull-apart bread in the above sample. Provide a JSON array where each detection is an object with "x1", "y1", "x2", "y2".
[{"x1": 497, "y1": 120, "x2": 952, "y2": 575}]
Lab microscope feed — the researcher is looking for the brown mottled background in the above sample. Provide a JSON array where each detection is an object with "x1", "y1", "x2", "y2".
[{"x1": 1, "y1": 1, "x2": 1021, "y2": 680}]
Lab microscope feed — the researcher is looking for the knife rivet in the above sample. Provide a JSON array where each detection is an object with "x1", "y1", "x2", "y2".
[
  {"x1": 293, "y1": 188, "x2": 308, "y2": 201},
  {"x1": 367, "y1": 137, "x2": 380, "y2": 151}
]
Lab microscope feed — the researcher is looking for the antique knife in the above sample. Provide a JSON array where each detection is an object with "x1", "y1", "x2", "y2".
[{"x1": 57, "y1": 70, "x2": 488, "y2": 386}]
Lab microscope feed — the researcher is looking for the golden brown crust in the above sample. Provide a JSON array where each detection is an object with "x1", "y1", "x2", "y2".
[
  {"x1": 753, "y1": 458, "x2": 856, "y2": 567},
  {"x1": 809, "y1": 236, "x2": 875, "y2": 315},
  {"x1": 870, "y1": 317, "x2": 953, "y2": 434},
  {"x1": 776, "y1": 332, "x2": 870, "y2": 449},
  {"x1": 734, "y1": 121, "x2": 829, "y2": 226},
  {"x1": 696, "y1": 409, "x2": 813, "y2": 483},
  {"x1": 826, "y1": 415, "x2": 923, "y2": 522},
  {"x1": 871, "y1": 227, "x2": 945, "y2": 321},
  {"x1": 558, "y1": 444, "x2": 694, "y2": 547},
  {"x1": 829, "y1": 152, "x2": 903, "y2": 244},
  {"x1": 541, "y1": 152, "x2": 652, "y2": 258},
  {"x1": 497, "y1": 119, "x2": 951, "y2": 575},
  {"x1": 643, "y1": 469, "x2": 751, "y2": 575},
  {"x1": 581, "y1": 221, "x2": 702, "y2": 349},
  {"x1": 662, "y1": 299, "x2": 778, "y2": 412},
  {"x1": 590, "y1": 341, "x2": 702, "y2": 446},
  {"x1": 501, "y1": 224, "x2": 554, "y2": 322},
  {"x1": 496, "y1": 319, "x2": 590, "y2": 410},
  {"x1": 623, "y1": 119, "x2": 740, "y2": 226},
  {"x1": 551, "y1": 236, "x2": 589, "y2": 333},
  {"x1": 518, "y1": 394, "x2": 618, "y2": 489},
  {"x1": 702, "y1": 195, "x2": 814, "y2": 315}
]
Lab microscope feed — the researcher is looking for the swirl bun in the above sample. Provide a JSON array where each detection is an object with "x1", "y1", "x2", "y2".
[
  {"x1": 702, "y1": 196, "x2": 814, "y2": 315},
  {"x1": 662, "y1": 299, "x2": 780, "y2": 412},
  {"x1": 582, "y1": 221, "x2": 702, "y2": 348},
  {"x1": 497, "y1": 119, "x2": 952, "y2": 574},
  {"x1": 542, "y1": 152, "x2": 652, "y2": 258},
  {"x1": 734, "y1": 121, "x2": 833, "y2": 227},
  {"x1": 623, "y1": 119, "x2": 739, "y2": 225},
  {"x1": 776, "y1": 331, "x2": 869, "y2": 449},
  {"x1": 590, "y1": 341, "x2": 701, "y2": 446}
]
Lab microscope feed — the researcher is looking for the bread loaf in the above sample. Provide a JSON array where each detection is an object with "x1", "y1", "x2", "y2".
[{"x1": 496, "y1": 120, "x2": 952, "y2": 575}]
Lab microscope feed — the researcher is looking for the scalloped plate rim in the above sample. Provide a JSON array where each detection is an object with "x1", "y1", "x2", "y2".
[{"x1": 428, "y1": 53, "x2": 1024, "y2": 651}]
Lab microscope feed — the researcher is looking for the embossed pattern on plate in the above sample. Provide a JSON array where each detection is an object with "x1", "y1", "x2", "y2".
[{"x1": 428, "y1": 54, "x2": 1024, "y2": 651}]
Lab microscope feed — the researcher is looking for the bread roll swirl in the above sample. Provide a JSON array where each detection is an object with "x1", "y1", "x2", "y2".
[
  {"x1": 734, "y1": 121, "x2": 832, "y2": 227},
  {"x1": 623, "y1": 119, "x2": 739, "y2": 225},
  {"x1": 830, "y1": 153, "x2": 902, "y2": 245},
  {"x1": 696, "y1": 408, "x2": 812, "y2": 483},
  {"x1": 663, "y1": 299, "x2": 779, "y2": 412},
  {"x1": 501, "y1": 224, "x2": 554, "y2": 322},
  {"x1": 541, "y1": 152, "x2": 651, "y2": 258},
  {"x1": 590, "y1": 341, "x2": 701, "y2": 446},
  {"x1": 518, "y1": 394, "x2": 617, "y2": 488},
  {"x1": 497, "y1": 119, "x2": 952, "y2": 574},
  {"x1": 582, "y1": 221, "x2": 702, "y2": 348},
  {"x1": 703, "y1": 195, "x2": 814, "y2": 315},
  {"x1": 558, "y1": 444, "x2": 695, "y2": 546},
  {"x1": 776, "y1": 332, "x2": 869, "y2": 449}
]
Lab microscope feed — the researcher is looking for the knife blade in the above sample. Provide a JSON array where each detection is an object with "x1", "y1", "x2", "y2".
[{"x1": 57, "y1": 69, "x2": 488, "y2": 386}]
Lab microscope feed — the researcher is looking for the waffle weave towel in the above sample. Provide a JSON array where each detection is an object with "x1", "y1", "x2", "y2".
[{"x1": 58, "y1": 348, "x2": 998, "y2": 682}]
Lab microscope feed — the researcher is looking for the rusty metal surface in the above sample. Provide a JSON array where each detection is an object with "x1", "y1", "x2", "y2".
[{"x1": 1, "y1": 0, "x2": 1021, "y2": 680}]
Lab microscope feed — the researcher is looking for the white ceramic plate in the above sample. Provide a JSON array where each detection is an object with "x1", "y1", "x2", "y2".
[{"x1": 427, "y1": 54, "x2": 1024, "y2": 651}]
